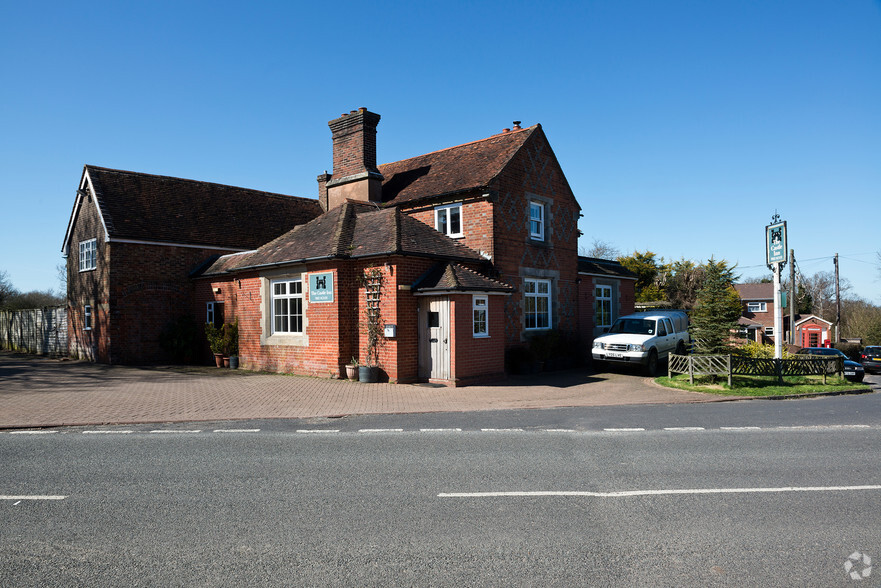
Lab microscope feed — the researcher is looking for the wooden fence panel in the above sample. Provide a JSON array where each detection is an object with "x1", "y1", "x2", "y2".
[{"x1": 0, "y1": 307, "x2": 68, "y2": 356}]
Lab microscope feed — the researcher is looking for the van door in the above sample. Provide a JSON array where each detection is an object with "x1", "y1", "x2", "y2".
[{"x1": 656, "y1": 318, "x2": 674, "y2": 358}]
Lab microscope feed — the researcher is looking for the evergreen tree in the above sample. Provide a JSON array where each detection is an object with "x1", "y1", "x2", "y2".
[{"x1": 689, "y1": 258, "x2": 742, "y2": 354}]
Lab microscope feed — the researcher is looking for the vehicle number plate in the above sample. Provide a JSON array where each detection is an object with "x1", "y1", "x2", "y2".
[
  {"x1": 844, "y1": 371, "x2": 855, "y2": 376},
  {"x1": 606, "y1": 352, "x2": 623, "y2": 358}
]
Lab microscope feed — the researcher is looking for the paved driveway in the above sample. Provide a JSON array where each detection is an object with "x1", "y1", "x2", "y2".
[{"x1": 0, "y1": 351, "x2": 729, "y2": 429}]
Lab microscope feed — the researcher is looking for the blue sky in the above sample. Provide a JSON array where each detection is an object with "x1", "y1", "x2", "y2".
[{"x1": 2, "y1": 0, "x2": 879, "y2": 301}]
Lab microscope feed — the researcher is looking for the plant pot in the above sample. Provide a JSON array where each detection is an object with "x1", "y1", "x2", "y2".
[
  {"x1": 345, "y1": 364, "x2": 358, "y2": 380},
  {"x1": 229, "y1": 355, "x2": 239, "y2": 369},
  {"x1": 358, "y1": 366, "x2": 379, "y2": 383},
  {"x1": 223, "y1": 356, "x2": 230, "y2": 368},
  {"x1": 213, "y1": 353, "x2": 224, "y2": 368}
]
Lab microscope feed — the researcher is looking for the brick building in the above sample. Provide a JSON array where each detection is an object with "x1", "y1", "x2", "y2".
[{"x1": 63, "y1": 108, "x2": 635, "y2": 384}]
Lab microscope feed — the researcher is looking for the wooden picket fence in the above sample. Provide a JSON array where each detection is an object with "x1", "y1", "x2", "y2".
[{"x1": 668, "y1": 354, "x2": 843, "y2": 387}]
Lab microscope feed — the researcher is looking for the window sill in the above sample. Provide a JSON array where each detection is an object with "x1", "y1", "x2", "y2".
[{"x1": 262, "y1": 333, "x2": 307, "y2": 347}]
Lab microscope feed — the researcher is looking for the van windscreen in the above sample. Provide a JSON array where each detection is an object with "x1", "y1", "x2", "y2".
[{"x1": 609, "y1": 319, "x2": 655, "y2": 335}]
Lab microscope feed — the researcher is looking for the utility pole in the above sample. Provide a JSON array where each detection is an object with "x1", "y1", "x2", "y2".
[
  {"x1": 834, "y1": 253, "x2": 840, "y2": 343},
  {"x1": 789, "y1": 248, "x2": 796, "y2": 345}
]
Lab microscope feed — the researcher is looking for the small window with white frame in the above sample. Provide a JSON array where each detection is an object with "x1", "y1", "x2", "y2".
[
  {"x1": 747, "y1": 302, "x2": 767, "y2": 313},
  {"x1": 595, "y1": 285, "x2": 612, "y2": 328},
  {"x1": 84, "y1": 305, "x2": 92, "y2": 330},
  {"x1": 79, "y1": 239, "x2": 97, "y2": 272},
  {"x1": 473, "y1": 295, "x2": 488, "y2": 337},
  {"x1": 271, "y1": 278, "x2": 304, "y2": 334},
  {"x1": 434, "y1": 203, "x2": 463, "y2": 238},
  {"x1": 529, "y1": 201, "x2": 545, "y2": 241}
]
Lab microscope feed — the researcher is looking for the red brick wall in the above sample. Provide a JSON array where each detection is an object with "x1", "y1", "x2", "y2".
[
  {"x1": 449, "y1": 293, "x2": 506, "y2": 384},
  {"x1": 405, "y1": 198, "x2": 495, "y2": 261}
]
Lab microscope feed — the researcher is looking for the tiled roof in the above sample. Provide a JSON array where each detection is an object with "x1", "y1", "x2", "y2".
[
  {"x1": 84, "y1": 165, "x2": 322, "y2": 250},
  {"x1": 734, "y1": 282, "x2": 773, "y2": 300},
  {"x1": 378, "y1": 126, "x2": 536, "y2": 205},
  {"x1": 412, "y1": 262, "x2": 513, "y2": 293},
  {"x1": 577, "y1": 257, "x2": 637, "y2": 279},
  {"x1": 198, "y1": 200, "x2": 487, "y2": 276}
]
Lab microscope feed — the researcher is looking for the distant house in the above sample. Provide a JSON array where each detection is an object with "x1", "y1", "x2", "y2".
[
  {"x1": 63, "y1": 108, "x2": 635, "y2": 384},
  {"x1": 734, "y1": 282, "x2": 833, "y2": 347}
]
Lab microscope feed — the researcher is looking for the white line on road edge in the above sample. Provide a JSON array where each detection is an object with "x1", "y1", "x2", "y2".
[
  {"x1": 83, "y1": 430, "x2": 133, "y2": 434},
  {"x1": 438, "y1": 485, "x2": 881, "y2": 498},
  {"x1": 213, "y1": 429, "x2": 260, "y2": 433},
  {"x1": 9, "y1": 430, "x2": 58, "y2": 435},
  {"x1": 604, "y1": 428, "x2": 645, "y2": 432},
  {"x1": 149, "y1": 430, "x2": 202, "y2": 434},
  {"x1": 297, "y1": 429, "x2": 340, "y2": 433},
  {"x1": 1, "y1": 495, "x2": 67, "y2": 500},
  {"x1": 420, "y1": 428, "x2": 463, "y2": 432},
  {"x1": 358, "y1": 429, "x2": 404, "y2": 433}
]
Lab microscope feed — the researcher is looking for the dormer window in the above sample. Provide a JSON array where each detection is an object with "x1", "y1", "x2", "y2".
[
  {"x1": 79, "y1": 239, "x2": 97, "y2": 271},
  {"x1": 529, "y1": 201, "x2": 545, "y2": 241},
  {"x1": 435, "y1": 203, "x2": 463, "y2": 238}
]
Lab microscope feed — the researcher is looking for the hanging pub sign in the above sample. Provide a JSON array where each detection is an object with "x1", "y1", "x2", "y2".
[
  {"x1": 308, "y1": 272, "x2": 334, "y2": 303},
  {"x1": 765, "y1": 219, "x2": 787, "y2": 266}
]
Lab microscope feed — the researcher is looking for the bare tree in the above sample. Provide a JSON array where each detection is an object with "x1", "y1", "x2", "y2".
[
  {"x1": 800, "y1": 270, "x2": 851, "y2": 321},
  {"x1": 0, "y1": 270, "x2": 16, "y2": 307},
  {"x1": 580, "y1": 238, "x2": 621, "y2": 260}
]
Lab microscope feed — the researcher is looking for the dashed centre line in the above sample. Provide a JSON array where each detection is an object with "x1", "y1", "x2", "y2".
[{"x1": 438, "y1": 485, "x2": 881, "y2": 499}]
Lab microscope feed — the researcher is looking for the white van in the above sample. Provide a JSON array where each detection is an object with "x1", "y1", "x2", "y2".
[{"x1": 591, "y1": 310, "x2": 689, "y2": 376}]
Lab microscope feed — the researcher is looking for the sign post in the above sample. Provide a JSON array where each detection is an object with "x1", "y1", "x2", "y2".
[{"x1": 765, "y1": 215, "x2": 788, "y2": 359}]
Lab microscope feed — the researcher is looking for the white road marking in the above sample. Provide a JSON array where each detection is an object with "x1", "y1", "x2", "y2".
[
  {"x1": 420, "y1": 428, "x2": 462, "y2": 432},
  {"x1": 9, "y1": 430, "x2": 57, "y2": 435},
  {"x1": 149, "y1": 429, "x2": 202, "y2": 434},
  {"x1": 720, "y1": 427, "x2": 762, "y2": 430},
  {"x1": 604, "y1": 428, "x2": 645, "y2": 432},
  {"x1": 297, "y1": 429, "x2": 340, "y2": 433},
  {"x1": 438, "y1": 485, "x2": 881, "y2": 498},
  {"x1": 544, "y1": 429, "x2": 576, "y2": 432},
  {"x1": 481, "y1": 428, "x2": 524, "y2": 432},
  {"x1": 83, "y1": 430, "x2": 133, "y2": 434},
  {"x1": 213, "y1": 429, "x2": 260, "y2": 433},
  {"x1": 664, "y1": 427, "x2": 705, "y2": 431},
  {"x1": 358, "y1": 429, "x2": 403, "y2": 433},
  {"x1": 1, "y1": 495, "x2": 67, "y2": 500}
]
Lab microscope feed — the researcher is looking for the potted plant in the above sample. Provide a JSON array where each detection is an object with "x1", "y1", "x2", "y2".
[
  {"x1": 345, "y1": 357, "x2": 359, "y2": 380},
  {"x1": 222, "y1": 320, "x2": 239, "y2": 369},
  {"x1": 204, "y1": 322, "x2": 225, "y2": 367}
]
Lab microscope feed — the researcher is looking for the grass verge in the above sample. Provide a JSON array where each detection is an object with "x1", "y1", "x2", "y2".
[{"x1": 655, "y1": 373, "x2": 871, "y2": 397}]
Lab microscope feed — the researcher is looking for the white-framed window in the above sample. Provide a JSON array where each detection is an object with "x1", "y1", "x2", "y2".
[
  {"x1": 747, "y1": 302, "x2": 767, "y2": 313},
  {"x1": 206, "y1": 301, "x2": 224, "y2": 327},
  {"x1": 595, "y1": 285, "x2": 612, "y2": 328},
  {"x1": 435, "y1": 203, "x2": 463, "y2": 238},
  {"x1": 529, "y1": 201, "x2": 545, "y2": 241},
  {"x1": 83, "y1": 305, "x2": 92, "y2": 330},
  {"x1": 79, "y1": 239, "x2": 97, "y2": 272},
  {"x1": 473, "y1": 295, "x2": 488, "y2": 337},
  {"x1": 524, "y1": 278, "x2": 551, "y2": 330},
  {"x1": 271, "y1": 278, "x2": 303, "y2": 334},
  {"x1": 764, "y1": 326, "x2": 775, "y2": 337}
]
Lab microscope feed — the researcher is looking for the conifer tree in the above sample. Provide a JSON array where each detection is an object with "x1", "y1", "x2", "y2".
[{"x1": 689, "y1": 258, "x2": 741, "y2": 354}]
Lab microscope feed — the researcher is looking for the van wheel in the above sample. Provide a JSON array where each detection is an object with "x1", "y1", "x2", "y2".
[
  {"x1": 675, "y1": 341, "x2": 686, "y2": 356},
  {"x1": 645, "y1": 350, "x2": 658, "y2": 376}
]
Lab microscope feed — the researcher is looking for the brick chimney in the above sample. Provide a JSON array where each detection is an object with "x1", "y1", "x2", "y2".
[{"x1": 325, "y1": 107, "x2": 383, "y2": 209}]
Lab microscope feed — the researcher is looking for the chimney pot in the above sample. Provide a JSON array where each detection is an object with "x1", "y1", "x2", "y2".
[
  {"x1": 513, "y1": 121, "x2": 522, "y2": 129},
  {"x1": 502, "y1": 128, "x2": 510, "y2": 133}
]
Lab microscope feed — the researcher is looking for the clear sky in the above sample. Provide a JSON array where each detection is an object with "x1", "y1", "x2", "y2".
[{"x1": 2, "y1": 0, "x2": 879, "y2": 301}]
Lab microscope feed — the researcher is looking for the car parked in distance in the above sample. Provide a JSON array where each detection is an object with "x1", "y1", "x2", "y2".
[
  {"x1": 861, "y1": 346, "x2": 881, "y2": 374},
  {"x1": 795, "y1": 347, "x2": 865, "y2": 383}
]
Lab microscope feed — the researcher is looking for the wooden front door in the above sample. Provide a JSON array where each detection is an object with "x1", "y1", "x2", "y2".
[{"x1": 418, "y1": 297, "x2": 450, "y2": 380}]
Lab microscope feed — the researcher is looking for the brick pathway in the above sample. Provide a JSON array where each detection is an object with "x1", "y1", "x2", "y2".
[{"x1": 0, "y1": 351, "x2": 726, "y2": 429}]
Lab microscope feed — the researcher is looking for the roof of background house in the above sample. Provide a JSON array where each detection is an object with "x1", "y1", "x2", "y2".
[
  {"x1": 197, "y1": 200, "x2": 488, "y2": 276},
  {"x1": 378, "y1": 126, "x2": 537, "y2": 205},
  {"x1": 734, "y1": 282, "x2": 774, "y2": 300},
  {"x1": 71, "y1": 165, "x2": 322, "y2": 251},
  {"x1": 577, "y1": 257, "x2": 637, "y2": 280}
]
